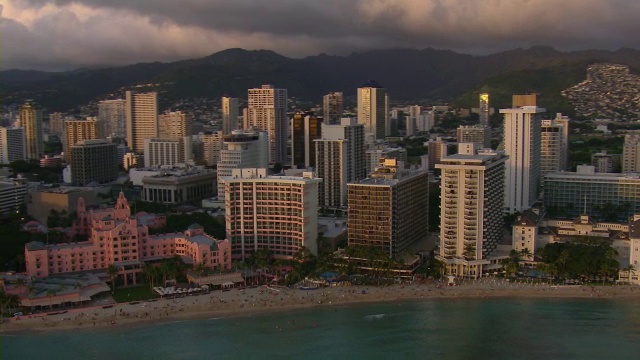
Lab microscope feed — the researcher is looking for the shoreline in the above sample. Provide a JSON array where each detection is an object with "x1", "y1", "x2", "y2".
[{"x1": 2, "y1": 279, "x2": 639, "y2": 335}]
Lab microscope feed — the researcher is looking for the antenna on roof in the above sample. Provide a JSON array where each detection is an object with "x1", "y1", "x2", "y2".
[{"x1": 583, "y1": 194, "x2": 587, "y2": 215}]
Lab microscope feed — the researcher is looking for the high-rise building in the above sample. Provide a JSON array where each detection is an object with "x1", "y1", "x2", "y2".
[
  {"x1": 544, "y1": 165, "x2": 640, "y2": 222},
  {"x1": 427, "y1": 137, "x2": 449, "y2": 170},
  {"x1": 217, "y1": 130, "x2": 269, "y2": 199},
  {"x1": 70, "y1": 139, "x2": 118, "y2": 186},
  {"x1": 348, "y1": 158, "x2": 429, "y2": 257},
  {"x1": 622, "y1": 132, "x2": 640, "y2": 173},
  {"x1": 126, "y1": 91, "x2": 158, "y2": 153},
  {"x1": 0, "y1": 127, "x2": 26, "y2": 164},
  {"x1": 479, "y1": 93, "x2": 490, "y2": 126},
  {"x1": 245, "y1": 85, "x2": 288, "y2": 164},
  {"x1": 222, "y1": 97, "x2": 239, "y2": 135},
  {"x1": 0, "y1": 180, "x2": 26, "y2": 216},
  {"x1": 64, "y1": 118, "x2": 98, "y2": 162},
  {"x1": 500, "y1": 94, "x2": 545, "y2": 214},
  {"x1": 357, "y1": 80, "x2": 387, "y2": 142},
  {"x1": 222, "y1": 168, "x2": 321, "y2": 260},
  {"x1": 436, "y1": 144, "x2": 507, "y2": 278},
  {"x1": 457, "y1": 125, "x2": 492, "y2": 148},
  {"x1": 417, "y1": 111, "x2": 435, "y2": 133},
  {"x1": 98, "y1": 99, "x2": 126, "y2": 138},
  {"x1": 323, "y1": 92, "x2": 344, "y2": 125},
  {"x1": 405, "y1": 105, "x2": 421, "y2": 136},
  {"x1": 143, "y1": 137, "x2": 192, "y2": 167},
  {"x1": 48, "y1": 112, "x2": 65, "y2": 138},
  {"x1": 291, "y1": 112, "x2": 322, "y2": 169},
  {"x1": 592, "y1": 151, "x2": 620, "y2": 173},
  {"x1": 158, "y1": 111, "x2": 191, "y2": 139},
  {"x1": 19, "y1": 102, "x2": 43, "y2": 160},
  {"x1": 199, "y1": 131, "x2": 224, "y2": 166},
  {"x1": 315, "y1": 118, "x2": 366, "y2": 208},
  {"x1": 541, "y1": 113, "x2": 570, "y2": 177}
]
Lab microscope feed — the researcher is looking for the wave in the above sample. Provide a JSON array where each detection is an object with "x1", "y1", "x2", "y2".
[{"x1": 364, "y1": 314, "x2": 386, "y2": 320}]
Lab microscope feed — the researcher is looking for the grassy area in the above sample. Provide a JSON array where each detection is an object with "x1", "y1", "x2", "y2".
[{"x1": 112, "y1": 285, "x2": 159, "y2": 303}]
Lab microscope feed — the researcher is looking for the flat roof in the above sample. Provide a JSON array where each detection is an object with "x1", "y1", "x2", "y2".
[{"x1": 353, "y1": 169, "x2": 426, "y2": 186}]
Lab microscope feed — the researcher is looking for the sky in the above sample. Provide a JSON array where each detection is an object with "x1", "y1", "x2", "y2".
[{"x1": 1, "y1": 0, "x2": 639, "y2": 71}]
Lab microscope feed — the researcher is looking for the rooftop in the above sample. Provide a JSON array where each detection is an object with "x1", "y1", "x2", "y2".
[{"x1": 354, "y1": 169, "x2": 426, "y2": 186}]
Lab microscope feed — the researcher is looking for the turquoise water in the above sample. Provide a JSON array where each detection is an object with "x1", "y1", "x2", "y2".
[{"x1": 3, "y1": 298, "x2": 640, "y2": 359}]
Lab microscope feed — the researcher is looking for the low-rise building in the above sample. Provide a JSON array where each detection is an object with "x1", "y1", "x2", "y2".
[
  {"x1": 141, "y1": 167, "x2": 216, "y2": 204},
  {"x1": 27, "y1": 187, "x2": 108, "y2": 224},
  {"x1": 544, "y1": 165, "x2": 640, "y2": 221},
  {"x1": 513, "y1": 212, "x2": 630, "y2": 270},
  {"x1": 25, "y1": 193, "x2": 231, "y2": 281}
]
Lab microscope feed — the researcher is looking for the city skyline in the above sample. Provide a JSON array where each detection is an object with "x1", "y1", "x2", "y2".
[{"x1": 2, "y1": 0, "x2": 640, "y2": 71}]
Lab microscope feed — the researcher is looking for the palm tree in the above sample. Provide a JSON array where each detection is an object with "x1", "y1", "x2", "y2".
[
  {"x1": 625, "y1": 264, "x2": 636, "y2": 282},
  {"x1": 600, "y1": 248, "x2": 620, "y2": 285},
  {"x1": 463, "y1": 243, "x2": 476, "y2": 279},
  {"x1": 0, "y1": 292, "x2": 7, "y2": 317},
  {"x1": 14, "y1": 254, "x2": 25, "y2": 272},
  {"x1": 519, "y1": 248, "x2": 533, "y2": 262},
  {"x1": 46, "y1": 288, "x2": 58, "y2": 309},
  {"x1": 159, "y1": 261, "x2": 171, "y2": 287},
  {"x1": 107, "y1": 265, "x2": 119, "y2": 291},
  {"x1": 252, "y1": 248, "x2": 273, "y2": 270},
  {"x1": 142, "y1": 263, "x2": 158, "y2": 289},
  {"x1": 194, "y1": 263, "x2": 209, "y2": 276}
]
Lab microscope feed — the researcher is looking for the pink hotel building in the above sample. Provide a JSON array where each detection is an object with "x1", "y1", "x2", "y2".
[{"x1": 25, "y1": 193, "x2": 231, "y2": 283}]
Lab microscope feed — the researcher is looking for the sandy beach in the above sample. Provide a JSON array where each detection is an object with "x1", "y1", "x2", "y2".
[{"x1": 2, "y1": 278, "x2": 639, "y2": 334}]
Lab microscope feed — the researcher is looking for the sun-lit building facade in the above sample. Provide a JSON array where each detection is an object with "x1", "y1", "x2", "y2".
[
  {"x1": 25, "y1": 193, "x2": 230, "y2": 281},
  {"x1": 347, "y1": 158, "x2": 429, "y2": 257},
  {"x1": 436, "y1": 145, "x2": 507, "y2": 277},
  {"x1": 500, "y1": 94, "x2": 545, "y2": 214},
  {"x1": 222, "y1": 168, "x2": 321, "y2": 260}
]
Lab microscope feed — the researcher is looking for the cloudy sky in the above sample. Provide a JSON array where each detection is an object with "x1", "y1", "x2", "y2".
[{"x1": 2, "y1": 0, "x2": 639, "y2": 71}]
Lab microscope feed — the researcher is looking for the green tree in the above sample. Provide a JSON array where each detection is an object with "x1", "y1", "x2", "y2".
[
  {"x1": 107, "y1": 265, "x2": 119, "y2": 291},
  {"x1": 463, "y1": 243, "x2": 476, "y2": 278}
]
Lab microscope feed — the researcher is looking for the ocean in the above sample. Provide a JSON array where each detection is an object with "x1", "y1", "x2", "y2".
[{"x1": 2, "y1": 298, "x2": 640, "y2": 359}]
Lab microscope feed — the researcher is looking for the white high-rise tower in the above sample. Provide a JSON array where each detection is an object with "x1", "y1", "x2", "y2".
[
  {"x1": 436, "y1": 144, "x2": 507, "y2": 278},
  {"x1": 315, "y1": 118, "x2": 365, "y2": 208},
  {"x1": 500, "y1": 95, "x2": 545, "y2": 214},
  {"x1": 245, "y1": 85, "x2": 288, "y2": 165},
  {"x1": 126, "y1": 91, "x2": 158, "y2": 153}
]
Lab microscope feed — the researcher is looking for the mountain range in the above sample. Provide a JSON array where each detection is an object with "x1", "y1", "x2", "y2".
[{"x1": 1, "y1": 46, "x2": 639, "y2": 114}]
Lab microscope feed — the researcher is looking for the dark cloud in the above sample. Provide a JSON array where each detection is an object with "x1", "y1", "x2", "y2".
[{"x1": 2, "y1": 0, "x2": 640, "y2": 70}]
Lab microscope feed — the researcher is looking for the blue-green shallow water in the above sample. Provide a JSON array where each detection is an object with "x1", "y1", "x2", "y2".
[{"x1": 2, "y1": 298, "x2": 640, "y2": 360}]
